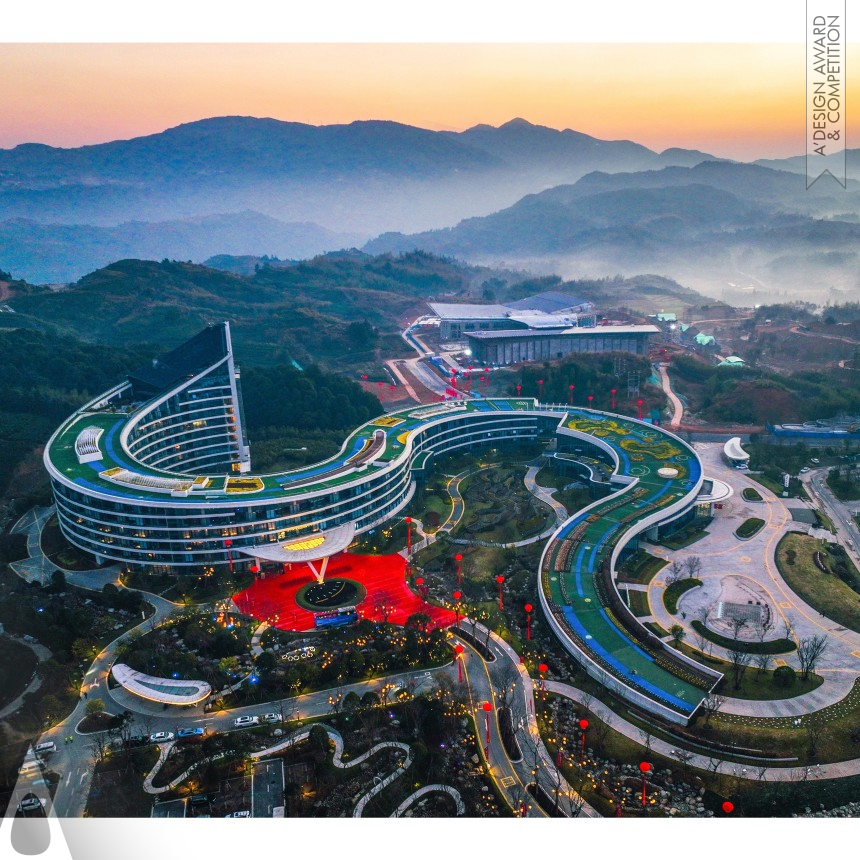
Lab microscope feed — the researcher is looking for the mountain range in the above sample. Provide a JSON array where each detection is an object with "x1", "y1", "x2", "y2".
[{"x1": 3, "y1": 116, "x2": 860, "y2": 299}]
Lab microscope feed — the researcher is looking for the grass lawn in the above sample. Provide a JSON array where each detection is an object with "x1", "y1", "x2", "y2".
[
  {"x1": 692, "y1": 678, "x2": 860, "y2": 764},
  {"x1": 624, "y1": 589, "x2": 652, "y2": 617},
  {"x1": 741, "y1": 487, "x2": 763, "y2": 502},
  {"x1": 748, "y1": 473, "x2": 804, "y2": 498},
  {"x1": 826, "y1": 475, "x2": 860, "y2": 501},
  {"x1": 663, "y1": 578, "x2": 702, "y2": 614},
  {"x1": 658, "y1": 527, "x2": 709, "y2": 550},
  {"x1": 735, "y1": 517, "x2": 765, "y2": 539},
  {"x1": 0, "y1": 637, "x2": 37, "y2": 710},
  {"x1": 776, "y1": 532, "x2": 860, "y2": 634},
  {"x1": 644, "y1": 621, "x2": 669, "y2": 638},
  {"x1": 675, "y1": 642, "x2": 822, "y2": 701},
  {"x1": 690, "y1": 620, "x2": 796, "y2": 654},
  {"x1": 616, "y1": 550, "x2": 668, "y2": 585}
]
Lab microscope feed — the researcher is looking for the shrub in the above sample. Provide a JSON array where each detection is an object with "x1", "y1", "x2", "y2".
[{"x1": 773, "y1": 665, "x2": 797, "y2": 688}]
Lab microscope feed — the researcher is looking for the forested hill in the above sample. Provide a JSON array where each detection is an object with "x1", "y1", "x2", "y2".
[{"x1": 4, "y1": 251, "x2": 496, "y2": 368}]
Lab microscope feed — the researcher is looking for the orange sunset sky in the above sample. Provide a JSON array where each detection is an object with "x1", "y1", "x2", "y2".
[{"x1": 3, "y1": 42, "x2": 858, "y2": 160}]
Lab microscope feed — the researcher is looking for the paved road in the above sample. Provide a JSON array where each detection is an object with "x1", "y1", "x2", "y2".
[{"x1": 803, "y1": 468, "x2": 860, "y2": 571}]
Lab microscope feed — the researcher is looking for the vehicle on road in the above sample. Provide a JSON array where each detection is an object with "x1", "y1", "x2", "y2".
[
  {"x1": 17, "y1": 761, "x2": 41, "y2": 777},
  {"x1": 17, "y1": 794, "x2": 45, "y2": 814},
  {"x1": 800, "y1": 467, "x2": 810, "y2": 473},
  {"x1": 233, "y1": 715, "x2": 259, "y2": 728},
  {"x1": 34, "y1": 742, "x2": 56, "y2": 756},
  {"x1": 177, "y1": 727, "x2": 205, "y2": 739},
  {"x1": 811, "y1": 458, "x2": 821, "y2": 465},
  {"x1": 260, "y1": 713, "x2": 282, "y2": 725},
  {"x1": 150, "y1": 731, "x2": 175, "y2": 743},
  {"x1": 224, "y1": 810, "x2": 251, "y2": 818}
]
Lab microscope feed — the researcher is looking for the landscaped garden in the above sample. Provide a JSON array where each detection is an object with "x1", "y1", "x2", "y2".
[
  {"x1": 734, "y1": 517, "x2": 766, "y2": 539},
  {"x1": 742, "y1": 487, "x2": 763, "y2": 502},
  {"x1": 0, "y1": 568, "x2": 152, "y2": 733},
  {"x1": 689, "y1": 621, "x2": 795, "y2": 654},
  {"x1": 663, "y1": 578, "x2": 702, "y2": 614},
  {"x1": 616, "y1": 549, "x2": 667, "y2": 585},
  {"x1": 454, "y1": 465, "x2": 553, "y2": 544},
  {"x1": 776, "y1": 532, "x2": 860, "y2": 634}
]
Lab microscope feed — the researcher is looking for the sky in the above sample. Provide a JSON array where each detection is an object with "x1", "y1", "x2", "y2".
[{"x1": 1, "y1": 41, "x2": 857, "y2": 160}]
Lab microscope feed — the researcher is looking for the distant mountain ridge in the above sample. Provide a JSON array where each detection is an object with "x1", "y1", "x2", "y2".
[{"x1": 0, "y1": 211, "x2": 361, "y2": 283}]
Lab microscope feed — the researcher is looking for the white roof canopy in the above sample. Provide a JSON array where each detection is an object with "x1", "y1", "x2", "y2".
[{"x1": 237, "y1": 522, "x2": 356, "y2": 563}]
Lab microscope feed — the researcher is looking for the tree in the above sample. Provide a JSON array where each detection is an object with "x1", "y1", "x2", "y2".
[
  {"x1": 85, "y1": 698, "x2": 106, "y2": 717},
  {"x1": 700, "y1": 692, "x2": 725, "y2": 725},
  {"x1": 726, "y1": 645, "x2": 753, "y2": 690},
  {"x1": 669, "y1": 624, "x2": 686, "y2": 648},
  {"x1": 255, "y1": 651, "x2": 277, "y2": 676},
  {"x1": 666, "y1": 560, "x2": 684, "y2": 585},
  {"x1": 753, "y1": 650, "x2": 771, "y2": 677},
  {"x1": 218, "y1": 656, "x2": 241, "y2": 677},
  {"x1": 684, "y1": 556, "x2": 703, "y2": 579},
  {"x1": 797, "y1": 635, "x2": 827, "y2": 681}
]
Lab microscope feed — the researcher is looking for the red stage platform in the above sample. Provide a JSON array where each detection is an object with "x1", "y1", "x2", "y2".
[{"x1": 232, "y1": 552, "x2": 456, "y2": 632}]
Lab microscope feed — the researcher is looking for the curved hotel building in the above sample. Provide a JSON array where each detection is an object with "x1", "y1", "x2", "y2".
[{"x1": 45, "y1": 323, "x2": 726, "y2": 722}]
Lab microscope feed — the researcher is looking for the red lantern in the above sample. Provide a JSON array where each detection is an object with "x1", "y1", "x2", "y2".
[
  {"x1": 455, "y1": 643, "x2": 465, "y2": 682},
  {"x1": 454, "y1": 644, "x2": 464, "y2": 655},
  {"x1": 524, "y1": 602, "x2": 533, "y2": 640},
  {"x1": 482, "y1": 701, "x2": 492, "y2": 761},
  {"x1": 637, "y1": 398, "x2": 644, "y2": 420},
  {"x1": 722, "y1": 801, "x2": 734, "y2": 814},
  {"x1": 579, "y1": 718, "x2": 589, "y2": 760},
  {"x1": 611, "y1": 388, "x2": 617, "y2": 410},
  {"x1": 453, "y1": 590, "x2": 462, "y2": 600},
  {"x1": 568, "y1": 384, "x2": 575, "y2": 405},
  {"x1": 249, "y1": 564, "x2": 259, "y2": 575},
  {"x1": 539, "y1": 662, "x2": 548, "y2": 674},
  {"x1": 495, "y1": 574, "x2": 504, "y2": 609},
  {"x1": 639, "y1": 761, "x2": 651, "y2": 809}
]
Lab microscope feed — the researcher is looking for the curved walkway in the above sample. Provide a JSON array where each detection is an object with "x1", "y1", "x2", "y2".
[
  {"x1": 250, "y1": 724, "x2": 415, "y2": 817},
  {"x1": 392, "y1": 784, "x2": 465, "y2": 817},
  {"x1": 657, "y1": 362, "x2": 683, "y2": 428},
  {"x1": 545, "y1": 678, "x2": 860, "y2": 782}
]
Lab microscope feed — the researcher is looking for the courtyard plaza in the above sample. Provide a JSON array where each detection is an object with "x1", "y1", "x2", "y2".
[{"x1": 647, "y1": 443, "x2": 860, "y2": 717}]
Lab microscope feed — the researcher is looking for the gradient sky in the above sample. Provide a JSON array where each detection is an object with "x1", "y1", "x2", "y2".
[{"x1": 3, "y1": 42, "x2": 858, "y2": 160}]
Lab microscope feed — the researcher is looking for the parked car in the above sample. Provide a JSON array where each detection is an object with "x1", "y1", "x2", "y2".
[
  {"x1": 260, "y1": 713, "x2": 282, "y2": 725},
  {"x1": 233, "y1": 715, "x2": 259, "y2": 728},
  {"x1": 17, "y1": 761, "x2": 41, "y2": 777},
  {"x1": 810, "y1": 458, "x2": 821, "y2": 465},
  {"x1": 149, "y1": 731, "x2": 175, "y2": 743},
  {"x1": 800, "y1": 467, "x2": 810, "y2": 473},
  {"x1": 126, "y1": 735, "x2": 149, "y2": 748},
  {"x1": 177, "y1": 727, "x2": 205, "y2": 739},
  {"x1": 34, "y1": 742, "x2": 56, "y2": 756},
  {"x1": 224, "y1": 810, "x2": 251, "y2": 818}
]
